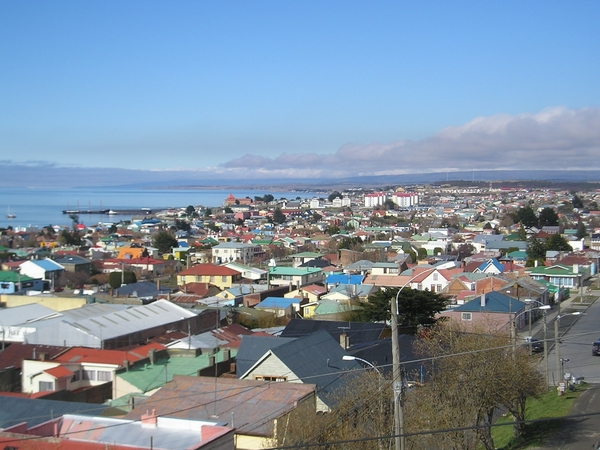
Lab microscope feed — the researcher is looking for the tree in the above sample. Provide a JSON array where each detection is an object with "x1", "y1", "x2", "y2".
[
  {"x1": 354, "y1": 287, "x2": 447, "y2": 328},
  {"x1": 325, "y1": 225, "x2": 340, "y2": 235},
  {"x1": 108, "y1": 271, "x2": 137, "y2": 289},
  {"x1": 517, "y1": 225, "x2": 528, "y2": 241},
  {"x1": 383, "y1": 199, "x2": 396, "y2": 210},
  {"x1": 272, "y1": 207, "x2": 286, "y2": 224},
  {"x1": 546, "y1": 233, "x2": 573, "y2": 252},
  {"x1": 537, "y1": 207, "x2": 559, "y2": 227},
  {"x1": 328, "y1": 191, "x2": 342, "y2": 202},
  {"x1": 312, "y1": 212, "x2": 322, "y2": 222},
  {"x1": 572, "y1": 194, "x2": 584, "y2": 209},
  {"x1": 185, "y1": 205, "x2": 196, "y2": 217},
  {"x1": 417, "y1": 248, "x2": 428, "y2": 260},
  {"x1": 576, "y1": 221, "x2": 588, "y2": 240},
  {"x1": 526, "y1": 237, "x2": 546, "y2": 261},
  {"x1": 338, "y1": 236, "x2": 364, "y2": 251},
  {"x1": 410, "y1": 322, "x2": 544, "y2": 449},
  {"x1": 153, "y1": 231, "x2": 178, "y2": 254},
  {"x1": 515, "y1": 206, "x2": 537, "y2": 228}
]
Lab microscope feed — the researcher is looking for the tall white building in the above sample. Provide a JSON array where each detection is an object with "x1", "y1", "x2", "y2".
[
  {"x1": 364, "y1": 192, "x2": 387, "y2": 207},
  {"x1": 391, "y1": 192, "x2": 419, "y2": 207}
]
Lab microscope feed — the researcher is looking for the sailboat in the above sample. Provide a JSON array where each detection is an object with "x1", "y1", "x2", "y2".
[{"x1": 6, "y1": 207, "x2": 16, "y2": 219}]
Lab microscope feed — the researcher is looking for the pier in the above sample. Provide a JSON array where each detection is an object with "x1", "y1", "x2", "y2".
[{"x1": 62, "y1": 208, "x2": 155, "y2": 215}]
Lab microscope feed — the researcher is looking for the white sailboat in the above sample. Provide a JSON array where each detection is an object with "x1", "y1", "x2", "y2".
[{"x1": 6, "y1": 207, "x2": 16, "y2": 219}]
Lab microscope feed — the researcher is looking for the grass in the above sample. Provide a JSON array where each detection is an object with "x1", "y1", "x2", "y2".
[{"x1": 491, "y1": 384, "x2": 586, "y2": 449}]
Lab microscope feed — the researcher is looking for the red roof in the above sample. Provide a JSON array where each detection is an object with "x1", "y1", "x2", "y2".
[
  {"x1": 179, "y1": 264, "x2": 241, "y2": 277},
  {"x1": 54, "y1": 342, "x2": 164, "y2": 366},
  {"x1": 44, "y1": 365, "x2": 73, "y2": 379}
]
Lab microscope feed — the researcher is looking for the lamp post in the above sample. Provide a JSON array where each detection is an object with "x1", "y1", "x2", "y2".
[
  {"x1": 554, "y1": 312, "x2": 582, "y2": 386},
  {"x1": 524, "y1": 299, "x2": 551, "y2": 385},
  {"x1": 511, "y1": 305, "x2": 550, "y2": 354},
  {"x1": 392, "y1": 266, "x2": 436, "y2": 450}
]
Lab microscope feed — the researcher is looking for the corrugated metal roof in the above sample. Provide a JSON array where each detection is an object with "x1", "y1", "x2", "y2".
[
  {"x1": 0, "y1": 303, "x2": 59, "y2": 326},
  {"x1": 123, "y1": 376, "x2": 315, "y2": 436}
]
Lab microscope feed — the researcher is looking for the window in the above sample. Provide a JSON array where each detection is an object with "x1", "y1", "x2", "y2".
[
  {"x1": 222, "y1": 276, "x2": 227, "y2": 282},
  {"x1": 39, "y1": 381, "x2": 54, "y2": 391},
  {"x1": 71, "y1": 370, "x2": 80, "y2": 382},
  {"x1": 417, "y1": 283, "x2": 422, "y2": 290},
  {"x1": 254, "y1": 375, "x2": 287, "y2": 382},
  {"x1": 97, "y1": 370, "x2": 111, "y2": 382},
  {"x1": 209, "y1": 276, "x2": 215, "y2": 282},
  {"x1": 461, "y1": 312, "x2": 472, "y2": 321},
  {"x1": 432, "y1": 273, "x2": 438, "y2": 281},
  {"x1": 82, "y1": 370, "x2": 96, "y2": 381},
  {"x1": 437, "y1": 284, "x2": 442, "y2": 292}
]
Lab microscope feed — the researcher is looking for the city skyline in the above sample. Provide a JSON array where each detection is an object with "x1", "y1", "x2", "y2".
[{"x1": 1, "y1": 1, "x2": 599, "y2": 185}]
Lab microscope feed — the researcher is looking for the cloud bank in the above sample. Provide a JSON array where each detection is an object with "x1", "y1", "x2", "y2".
[{"x1": 221, "y1": 106, "x2": 600, "y2": 178}]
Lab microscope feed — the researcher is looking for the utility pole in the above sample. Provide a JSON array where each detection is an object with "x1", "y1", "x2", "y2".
[{"x1": 391, "y1": 292, "x2": 403, "y2": 450}]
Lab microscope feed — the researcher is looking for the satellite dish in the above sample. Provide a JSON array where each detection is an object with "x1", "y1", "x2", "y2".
[{"x1": 268, "y1": 258, "x2": 277, "y2": 267}]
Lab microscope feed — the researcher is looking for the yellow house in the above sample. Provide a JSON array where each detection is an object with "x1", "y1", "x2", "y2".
[{"x1": 177, "y1": 264, "x2": 242, "y2": 290}]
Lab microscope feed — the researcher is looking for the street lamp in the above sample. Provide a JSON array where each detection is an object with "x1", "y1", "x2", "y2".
[
  {"x1": 554, "y1": 312, "x2": 582, "y2": 386},
  {"x1": 392, "y1": 266, "x2": 437, "y2": 450},
  {"x1": 524, "y1": 299, "x2": 551, "y2": 385},
  {"x1": 342, "y1": 355, "x2": 381, "y2": 373},
  {"x1": 511, "y1": 305, "x2": 550, "y2": 353}
]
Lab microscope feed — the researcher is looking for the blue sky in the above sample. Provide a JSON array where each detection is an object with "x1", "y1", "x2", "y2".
[{"x1": 1, "y1": 1, "x2": 599, "y2": 185}]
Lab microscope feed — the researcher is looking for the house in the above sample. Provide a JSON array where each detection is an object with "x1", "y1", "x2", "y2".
[
  {"x1": 124, "y1": 376, "x2": 314, "y2": 450},
  {"x1": 238, "y1": 329, "x2": 361, "y2": 411},
  {"x1": 473, "y1": 258, "x2": 504, "y2": 275},
  {"x1": 267, "y1": 266, "x2": 324, "y2": 288},
  {"x1": 211, "y1": 242, "x2": 256, "y2": 264},
  {"x1": 438, "y1": 292, "x2": 528, "y2": 333},
  {"x1": 0, "y1": 411, "x2": 235, "y2": 450},
  {"x1": 290, "y1": 251, "x2": 324, "y2": 268},
  {"x1": 525, "y1": 264, "x2": 587, "y2": 288},
  {"x1": 21, "y1": 342, "x2": 166, "y2": 398},
  {"x1": 177, "y1": 264, "x2": 242, "y2": 289},
  {"x1": 52, "y1": 255, "x2": 92, "y2": 274},
  {"x1": 18, "y1": 259, "x2": 65, "y2": 290},
  {"x1": 254, "y1": 296, "x2": 301, "y2": 318},
  {"x1": 0, "y1": 270, "x2": 43, "y2": 294},
  {"x1": 280, "y1": 318, "x2": 386, "y2": 349},
  {"x1": 113, "y1": 280, "x2": 173, "y2": 303}
]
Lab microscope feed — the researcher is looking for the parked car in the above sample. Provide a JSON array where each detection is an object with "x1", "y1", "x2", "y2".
[
  {"x1": 592, "y1": 339, "x2": 600, "y2": 355},
  {"x1": 523, "y1": 337, "x2": 543, "y2": 353}
]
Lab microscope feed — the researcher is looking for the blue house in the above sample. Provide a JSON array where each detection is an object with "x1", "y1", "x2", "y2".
[{"x1": 255, "y1": 296, "x2": 301, "y2": 318}]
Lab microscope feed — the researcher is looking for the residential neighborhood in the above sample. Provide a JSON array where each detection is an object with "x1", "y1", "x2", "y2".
[{"x1": 0, "y1": 183, "x2": 599, "y2": 449}]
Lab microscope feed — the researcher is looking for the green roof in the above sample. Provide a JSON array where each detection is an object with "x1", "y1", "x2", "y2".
[
  {"x1": 117, "y1": 349, "x2": 237, "y2": 393},
  {"x1": 269, "y1": 267, "x2": 323, "y2": 276},
  {"x1": 527, "y1": 264, "x2": 583, "y2": 276},
  {"x1": 0, "y1": 271, "x2": 36, "y2": 282}
]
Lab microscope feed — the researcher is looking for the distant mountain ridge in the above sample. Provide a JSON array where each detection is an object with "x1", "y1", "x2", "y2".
[{"x1": 2, "y1": 163, "x2": 600, "y2": 190}]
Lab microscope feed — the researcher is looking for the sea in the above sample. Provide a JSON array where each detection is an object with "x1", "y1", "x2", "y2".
[{"x1": 0, "y1": 187, "x2": 317, "y2": 230}]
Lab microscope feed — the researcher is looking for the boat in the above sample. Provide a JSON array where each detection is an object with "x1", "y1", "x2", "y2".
[{"x1": 6, "y1": 207, "x2": 15, "y2": 219}]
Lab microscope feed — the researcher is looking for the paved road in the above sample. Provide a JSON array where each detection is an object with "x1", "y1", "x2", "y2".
[{"x1": 531, "y1": 286, "x2": 600, "y2": 449}]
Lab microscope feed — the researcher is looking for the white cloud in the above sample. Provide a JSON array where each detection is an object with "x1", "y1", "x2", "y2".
[{"x1": 220, "y1": 106, "x2": 600, "y2": 177}]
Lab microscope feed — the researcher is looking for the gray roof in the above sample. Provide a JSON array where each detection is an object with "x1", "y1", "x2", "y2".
[
  {"x1": 236, "y1": 335, "x2": 296, "y2": 376},
  {"x1": 0, "y1": 396, "x2": 107, "y2": 428},
  {"x1": 0, "y1": 303, "x2": 60, "y2": 326},
  {"x1": 265, "y1": 330, "x2": 361, "y2": 406},
  {"x1": 280, "y1": 319, "x2": 385, "y2": 346},
  {"x1": 25, "y1": 300, "x2": 196, "y2": 347}
]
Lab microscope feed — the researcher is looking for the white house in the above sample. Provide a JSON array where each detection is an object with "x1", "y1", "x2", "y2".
[{"x1": 18, "y1": 259, "x2": 64, "y2": 290}]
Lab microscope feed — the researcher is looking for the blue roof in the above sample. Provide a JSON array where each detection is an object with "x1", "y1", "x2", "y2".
[
  {"x1": 256, "y1": 297, "x2": 300, "y2": 309},
  {"x1": 33, "y1": 259, "x2": 64, "y2": 271},
  {"x1": 454, "y1": 292, "x2": 527, "y2": 313},
  {"x1": 476, "y1": 258, "x2": 504, "y2": 273},
  {"x1": 325, "y1": 274, "x2": 364, "y2": 285}
]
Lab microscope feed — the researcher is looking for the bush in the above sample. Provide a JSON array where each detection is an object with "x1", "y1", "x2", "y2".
[{"x1": 108, "y1": 271, "x2": 137, "y2": 289}]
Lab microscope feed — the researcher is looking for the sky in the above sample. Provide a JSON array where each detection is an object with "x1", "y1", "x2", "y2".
[{"x1": 1, "y1": 1, "x2": 600, "y2": 186}]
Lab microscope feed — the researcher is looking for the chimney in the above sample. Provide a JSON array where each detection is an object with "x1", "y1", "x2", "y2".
[
  {"x1": 123, "y1": 360, "x2": 130, "y2": 371},
  {"x1": 223, "y1": 348, "x2": 231, "y2": 360},
  {"x1": 480, "y1": 293, "x2": 486, "y2": 307},
  {"x1": 573, "y1": 264, "x2": 579, "y2": 274},
  {"x1": 339, "y1": 333, "x2": 349, "y2": 349},
  {"x1": 148, "y1": 349, "x2": 155, "y2": 365},
  {"x1": 156, "y1": 279, "x2": 160, "y2": 290},
  {"x1": 208, "y1": 354, "x2": 215, "y2": 367},
  {"x1": 141, "y1": 409, "x2": 158, "y2": 427}
]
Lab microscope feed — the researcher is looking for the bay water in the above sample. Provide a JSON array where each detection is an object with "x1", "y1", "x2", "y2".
[{"x1": 0, "y1": 187, "x2": 316, "y2": 229}]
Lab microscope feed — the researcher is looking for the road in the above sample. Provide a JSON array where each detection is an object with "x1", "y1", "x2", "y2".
[{"x1": 532, "y1": 285, "x2": 600, "y2": 449}]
